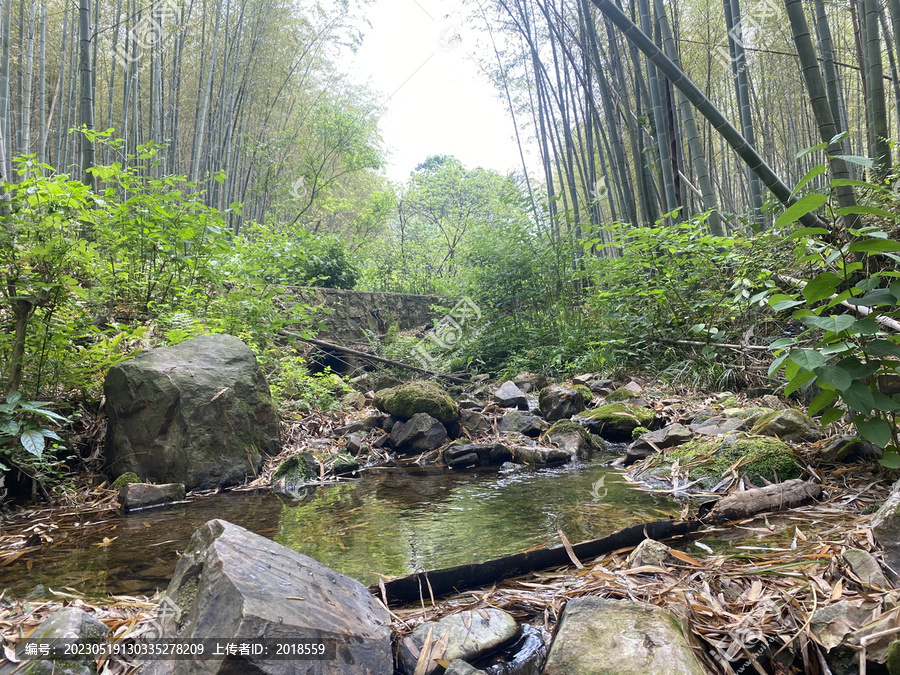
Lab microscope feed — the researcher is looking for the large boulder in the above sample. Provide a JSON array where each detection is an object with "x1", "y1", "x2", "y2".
[
  {"x1": 538, "y1": 385, "x2": 586, "y2": 422},
  {"x1": 625, "y1": 423, "x2": 692, "y2": 465},
  {"x1": 118, "y1": 482, "x2": 185, "y2": 511},
  {"x1": 391, "y1": 413, "x2": 449, "y2": 453},
  {"x1": 543, "y1": 596, "x2": 704, "y2": 675},
  {"x1": 143, "y1": 519, "x2": 392, "y2": 675},
  {"x1": 104, "y1": 334, "x2": 281, "y2": 490},
  {"x1": 498, "y1": 410, "x2": 547, "y2": 437},
  {"x1": 400, "y1": 608, "x2": 518, "y2": 675},
  {"x1": 373, "y1": 381, "x2": 459, "y2": 423},
  {"x1": 574, "y1": 403, "x2": 655, "y2": 441}
]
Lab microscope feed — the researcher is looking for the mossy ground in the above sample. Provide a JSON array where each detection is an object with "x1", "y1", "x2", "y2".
[
  {"x1": 373, "y1": 380, "x2": 459, "y2": 422},
  {"x1": 571, "y1": 384, "x2": 593, "y2": 405},
  {"x1": 665, "y1": 434, "x2": 802, "y2": 487},
  {"x1": 605, "y1": 388, "x2": 636, "y2": 402},
  {"x1": 580, "y1": 403, "x2": 655, "y2": 426}
]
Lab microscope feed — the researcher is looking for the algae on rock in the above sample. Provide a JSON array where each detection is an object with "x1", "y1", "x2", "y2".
[
  {"x1": 575, "y1": 403, "x2": 655, "y2": 441},
  {"x1": 373, "y1": 380, "x2": 459, "y2": 423}
]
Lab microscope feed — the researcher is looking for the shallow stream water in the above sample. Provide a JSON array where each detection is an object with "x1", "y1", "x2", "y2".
[{"x1": 3, "y1": 458, "x2": 679, "y2": 599}]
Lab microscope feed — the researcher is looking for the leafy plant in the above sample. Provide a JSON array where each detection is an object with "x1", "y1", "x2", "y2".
[
  {"x1": 766, "y1": 160, "x2": 900, "y2": 465},
  {"x1": 0, "y1": 392, "x2": 72, "y2": 493}
]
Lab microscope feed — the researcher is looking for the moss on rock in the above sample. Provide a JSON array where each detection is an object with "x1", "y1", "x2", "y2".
[
  {"x1": 571, "y1": 385, "x2": 593, "y2": 405},
  {"x1": 545, "y1": 419, "x2": 607, "y2": 453},
  {"x1": 665, "y1": 433, "x2": 802, "y2": 488},
  {"x1": 723, "y1": 406, "x2": 774, "y2": 427},
  {"x1": 373, "y1": 380, "x2": 459, "y2": 423},
  {"x1": 575, "y1": 403, "x2": 656, "y2": 441},
  {"x1": 605, "y1": 388, "x2": 635, "y2": 402},
  {"x1": 632, "y1": 426, "x2": 651, "y2": 440},
  {"x1": 750, "y1": 408, "x2": 822, "y2": 442},
  {"x1": 273, "y1": 453, "x2": 317, "y2": 485},
  {"x1": 111, "y1": 472, "x2": 141, "y2": 490}
]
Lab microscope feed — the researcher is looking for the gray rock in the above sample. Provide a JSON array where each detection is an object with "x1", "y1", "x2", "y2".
[
  {"x1": 341, "y1": 390, "x2": 367, "y2": 410},
  {"x1": 842, "y1": 548, "x2": 888, "y2": 588},
  {"x1": 589, "y1": 378, "x2": 614, "y2": 394},
  {"x1": 513, "y1": 445, "x2": 571, "y2": 466},
  {"x1": 118, "y1": 482, "x2": 185, "y2": 511},
  {"x1": 391, "y1": 413, "x2": 449, "y2": 453},
  {"x1": 543, "y1": 597, "x2": 704, "y2": 675},
  {"x1": 345, "y1": 433, "x2": 365, "y2": 454},
  {"x1": 545, "y1": 421, "x2": 606, "y2": 460},
  {"x1": 689, "y1": 416, "x2": 746, "y2": 436},
  {"x1": 374, "y1": 381, "x2": 459, "y2": 423},
  {"x1": 104, "y1": 334, "x2": 280, "y2": 490},
  {"x1": 499, "y1": 462, "x2": 526, "y2": 476},
  {"x1": 538, "y1": 385, "x2": 586, "y2": 422},
  {"x1": 751, "y1": 408, "x2": 823, "y2": 442},
  {"x1": 400, "y1": 608, "x2": 517, "y2": 675},
  {"x1": 873, "y1": 483, "x2": 900, "y2": 575},
  {"x1": 722, "y1": 406, "x2": 775, "y2": 427},
  {"x1": 820, "y1": 435, "x2": 879, "y2": 462},
  {"x1": 444, "y1": 660, "x2": 487, "y2": 675},
  {"x1": 444, "y1": 443, "x2": 512, "y2": 468},
  {"x1": 626, "y1": 423, "x2": 692, "y2": 466},
  {"x1": 626, "y1": 539, "x2": 674, "y2": 568},
  {"x1": 143, "y1": 519, "x2": 392, "y2": 675},
  {"x1": 761, "y1": 394, "x2": 790, "y2": 410},
  {"x1": 512, "y1": 371, "x2": 549, "y2": 393},
  {"x1": 498, "y1": 410, "x2": 547, "y2": 437},
  {"x1": 494, "y1": 381, "x2": 529, "y2": 409},
  {"x1": 2, "y1": 607, "x2": 108, "y2": 675},
  {"x1": 459, "y1": 409, "x2": 491, "y2": 435}
]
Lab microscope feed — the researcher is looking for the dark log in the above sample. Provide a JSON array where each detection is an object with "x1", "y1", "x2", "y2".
[
  {"x1": 700, "y1": 479, "x2": 822, "y2": 522},
  {"x1": 280, "y1": 332, "x2": 470, "y2": 384},
  {"x1": 370, "y1": 519, "x2": 701, "y2": 607}
]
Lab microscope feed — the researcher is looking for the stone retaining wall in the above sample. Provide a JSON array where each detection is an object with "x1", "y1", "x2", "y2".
[{"x1": 289, "y1": 287, "x2": 450, "y2": 343}]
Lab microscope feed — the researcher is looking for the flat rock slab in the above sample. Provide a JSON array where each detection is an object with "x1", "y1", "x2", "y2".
[
  {"x1": 143, "y1": 519, "x2": 392, "y2": 675},
  {"x1": 543, "y1": 597, "x2": 704, "y2": 675},
  {"x1": 118, "y1": 482, "x2": 185, "y2": 511},
  {"x1": 400, "y1": 608, "x2": 518, "y2": 675},
  {"x1": 498, "y1": 411, "x2": 546, "y2": 437},
  {"x1": 689, "y1": 416, "x2": 746, "y2": 436}
]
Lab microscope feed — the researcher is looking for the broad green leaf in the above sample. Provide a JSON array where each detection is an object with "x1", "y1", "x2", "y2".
[
  {"x1": 842, "y1": 381, "x2": 875, "y2": 413},
  {"x1": 786, "y1": 227, "x2": 830, "y2": 241},
  {"x1": 846, "y1": 288, "x2": 897, "y2": 307},
  {"x1": 802, "y1": 272, "x2": 841, "y2": 303},
  {"x1": 788, "y1": 349, "x2": 825, "y2": 370},
  {"x1": 0, "y1": 419, "x2": 19, "y2": 435},
  {"x1": 768, "y1": 337, "x2": 797, "y2": 350},
  {"x1": 831, "y1": 178, "x2": 876, "y2": 188},
  {"x1": 775, "y1": 194, "x2": 827, "y2": 230},
  {"x1": 835, "y1": 205, "x2": 896, "y2": 218},
  {"x1": 857, "y1": 417, "x2": 893, "y2": 448},
  {"x1": 768, "y1": 352, "x2": 790, "y2": 376},
  {"x1": 853, "y1": 318, "x2": 881, "y2": 335},
  {"x1": 830, "y1": 154, "x2": 874, "y2": 168},
  {"x1": 797, "y1": 143, "x2": 828, "y2": 159},
  {"x1": 820, "y1": 407, "x2": 845, "y2": 425},
  {"x1": 785, "y1": 368, "x2": 817, "y2": 396},
  {"x1": 847, "y1": 239, "x2": 900, "y2": 254},
  {"x1": 879, "y1": 450, "x2": 900, "y2": 469},
  {"x1": 814, "y1": 365, "x2": 853, "y2": 391},
  {"x1": 836, "y1": 356, "x2": 880, "y2": 379},
  {"x1": 791, "y1": 165, "x2": 828, "y2": 197},
  {"x1": 772, "y1": 298, "x2": 805, "y2": 311},
  {"x1": 872, "y1": 391, "x2": 900, "y2": 413},
  {"x1": 810, "y1": 315, "x2": 856, "y2": 333},
  {"x1": 820, "y1": 342, "x2": 854, "y2": 356},
  {"x1": 40, "y1": 429, "x2": 62, "y2": 441},
  {"x1": 809, "y1": 388, "x2": 838, "y2": 415},
  {"x1": 20, "y1": 429, "x2": 44, "y2": 457},
  {"x1": 6, "y1": 392, "x2": 21, "y2": 406},
  {"x1": 866, "y1": 339, "x2": 900, "y2": 357}
]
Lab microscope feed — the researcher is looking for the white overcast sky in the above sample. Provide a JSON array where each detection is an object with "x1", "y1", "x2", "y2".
[{"x1": 343, "y1": 0, "x2": 531, "y2": 183}]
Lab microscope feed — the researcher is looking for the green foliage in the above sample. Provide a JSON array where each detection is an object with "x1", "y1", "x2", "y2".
[
  {"x1": 0, "y1": 392, "x2": 72, "y2": 490},
  {"x1": 260, "y1": 351, "x2": 350, "y2": 412},
  {"x1": 766, "y1": 164, "x2": 900, "y2": 466}
]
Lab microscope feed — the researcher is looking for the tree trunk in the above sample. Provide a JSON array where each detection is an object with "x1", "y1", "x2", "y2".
[{"x1": 78, "y1": 0, "x2": 93, "y2": 185}]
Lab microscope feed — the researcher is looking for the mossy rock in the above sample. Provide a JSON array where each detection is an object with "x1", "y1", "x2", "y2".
[
  {"x1": 110, "y1": 472, "x2": 141, "y2": 490},
  {"x1": 750, "y1": 408, "x2": 823, "y2": 442},
  {"x1": 272, "y1": 453, "x2": 317, "y2": 493},
  {"x1": 571, "y1": 384, "x2": 593, "y2": 405},
  {"x1": 328, "y1": 453, "x2": 360, "y2": 474},
  {"x1": 632, "y1": 426, "x2": 651, "y2": 440},
  {"x1": 662, "y1": 433, "x2": 802, "y2": 489},
  {"x1": 373, "y1": 380, "x2": 459, "y2": 423},
  {"x1": 887, "y1": 639, "x2": 900, "y2": 675},
  {"x1": 545, "y1": 419, "x2": 607, "y2": 453},
  {"x1": 605, "y1": 388, "x2": 635, "y2": 402},
  {"x1": 575, "y1": 403, "x2": 656, "y2": 441},
  {"x1": 723, "y1": 406, "x2": 774, "y2": 427}
]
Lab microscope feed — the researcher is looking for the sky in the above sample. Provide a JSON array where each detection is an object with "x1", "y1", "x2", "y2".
[{"x1": 344, "y1": 0, "x2": 531, "y2": 184}]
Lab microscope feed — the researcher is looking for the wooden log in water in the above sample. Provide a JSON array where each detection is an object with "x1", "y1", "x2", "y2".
[{"x1": 370, "y1": 519, "x2": 701, "y2": 607}]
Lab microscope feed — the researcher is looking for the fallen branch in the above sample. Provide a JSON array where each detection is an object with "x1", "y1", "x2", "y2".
[
  {"x1": 661, "y1": 338, "x2": 770, "y2": 351},
  {"x1": 280, "y1": 332, "x2": 470, "y2": 384},
  {"x1": 699, "y1": 479, "x2": 822, "y2": 522},
  {"x1": 372, "y1": 480, "x2": 824, "y2": 607},
  {"x1": 776, "y1": 274, "x2": 900, "y2": 333}
]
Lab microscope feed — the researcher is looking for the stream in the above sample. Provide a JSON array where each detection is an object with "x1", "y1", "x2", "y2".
[{"x1": 3, "y1": 458, "x2": 679, "y2": 599}]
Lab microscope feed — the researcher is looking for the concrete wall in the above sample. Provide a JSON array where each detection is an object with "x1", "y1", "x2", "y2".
[{"x1": 290, "y1": 287, "x2": 449, "y2": 343}]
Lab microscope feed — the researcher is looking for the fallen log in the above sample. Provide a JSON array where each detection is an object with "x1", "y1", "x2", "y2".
[
  {"x1": 699, "y1": 478, "x2": 822, "y2": 522},
  {"x1": 372, "y1": 480, "x2": 824, "y2": 607},
  {"x1": 370, "y1": 519, "x2": 701, "y2": 607},
  {"x1": 280, "y1": 332, "x2": 470, "y2": 384}
]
